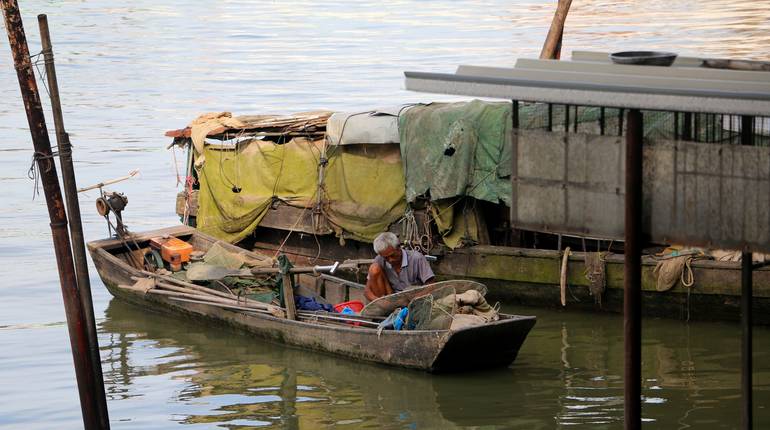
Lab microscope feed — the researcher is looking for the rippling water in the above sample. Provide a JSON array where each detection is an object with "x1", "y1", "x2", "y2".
[{"x1": 1, "y1": 1, "x2": 769, "y2": 428}]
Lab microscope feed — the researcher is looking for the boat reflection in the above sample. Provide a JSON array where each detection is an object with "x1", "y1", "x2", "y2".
[{"x1": 100, "y1": 299, "x2": 530, "y2": 429}]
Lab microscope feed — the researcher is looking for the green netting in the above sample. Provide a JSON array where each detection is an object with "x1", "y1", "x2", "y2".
[
  {"x1": 405, "y1": 285, "x2": 456, "y2": 331},
  {"x1": 517, "y1": 103, "x2": 770, "y2": 145},
  {"x1": 203, "y1": 241, "x2": 247, "y2": 269},
  {"x1": 213, "y1": 276, "x2": 279, "y2": 304}
]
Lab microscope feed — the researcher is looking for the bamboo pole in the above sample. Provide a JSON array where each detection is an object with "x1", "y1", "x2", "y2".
[
  {"x1": 166, "y1": 296, "x2": 381, "y2": 327},
  {"x1": 119, "y1": 283, "x2": 284, "y2": 316},
  {"x1": 540, "y1": 0, "x2": 572, "y2": 60},
  {"x1": 155, "y1": 281, "x2": 280, "y2": 313},
  {"x1": 1, "y1": 2, "x2": 106, "y2": 428},
  {"x1": 166, "y1": 296, "x2": 277, "y2": 315},
  {"x1": 132, "y1": 274, "x2": 280, "y2": 312},
  {"x1": 37, "y1": 15, "x2": 110, "y2": 429},
  {"x1": 250, "y1": 261, "x2": 367, "y2": 275},
  {"x1": 78, "y1": 170, "x2": 139, "y2": 193}
]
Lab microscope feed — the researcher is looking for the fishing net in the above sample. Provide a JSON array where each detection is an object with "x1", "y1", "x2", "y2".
[
  {"x1": 405, "y1": 285, "x2": 456, "y2": 331},
  {"x1": 203, "y1": 241, "x2": 247, "y2": 269}
]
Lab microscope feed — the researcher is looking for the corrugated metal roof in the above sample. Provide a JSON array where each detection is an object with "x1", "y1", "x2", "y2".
[{"x1": 404, "y1": 51, "x2": 770, "y2": 115}]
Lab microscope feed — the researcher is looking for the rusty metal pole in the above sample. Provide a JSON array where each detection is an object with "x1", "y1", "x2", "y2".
[
  {"x1": 2, "y1": 1, "x2": 102, "y2": 429},
  {"x1": 741, "y1": 251, "x2": 753, "y2": 429},
  {"x1": 740, "y1": 114, "x2": 754, "y2": 430},
  {"x1": 624, "y1": 109, "x2": 643, "y2": 430},
  {"x1": 38, "y1": 14, "x2": 110, "y2": 429}
]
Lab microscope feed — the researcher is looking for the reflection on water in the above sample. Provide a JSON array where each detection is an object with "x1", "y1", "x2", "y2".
[
  {"x1": 102, "y1": 300, "x2": 455, "y2": 429},
  {"x1": 100, "y1": 300, "x2": 770, "y2": 429},
  {"x1": 2, "y1": 0, "x2": 770, "y2": 428}
]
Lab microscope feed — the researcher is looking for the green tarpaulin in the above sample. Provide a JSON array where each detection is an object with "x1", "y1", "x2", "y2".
[
  {"x1": 196, "y1": 137, "x2": 406, "y2": 244},
  {"x1": 194, "y1": 101, "x2": 515, "y2": 247},
  {"x1": 398, "y1": 100, "x2": 513, "y2": 206}
]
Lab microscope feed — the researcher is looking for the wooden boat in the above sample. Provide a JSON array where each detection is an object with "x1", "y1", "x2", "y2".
[
  {"x1": 166, "y1": 107, "x2": 770, "y2": 325},
  {"x1": 87, "y1": 225, "x2": 536, "y2": 373}
]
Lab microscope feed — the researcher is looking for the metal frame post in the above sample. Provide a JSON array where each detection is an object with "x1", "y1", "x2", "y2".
[
  {"x1": 624, "y1": 109, "x2": 643, "y2": 429},
  {"x1": 741, "y1": 251, "x2": 753, "y2": 429},
  {"x1": 37, "y1": 15, "x2": 110, "y2": 429},
  {"x1": 683, "y1": 112, "x2": 692, "y2": 140},
  {"x1": 511, "y1": 100, "x2": 519, "y2": 244},
  {"x1": 740, "y1": 114, "x2": 754, "y2": 429}
]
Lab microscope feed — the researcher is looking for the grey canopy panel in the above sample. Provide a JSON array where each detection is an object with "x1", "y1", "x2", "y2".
[{"x1": 405, "y1": 55, "x2": 770, "y2": 116}]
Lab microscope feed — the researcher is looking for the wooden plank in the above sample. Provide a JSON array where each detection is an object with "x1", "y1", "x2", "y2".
[
  {"x1": 324, "y1": 280, "x2": 347, "y2": 305},
  {"x1": 260, "y1": 203, "x2": 333, "y2": 235},
  {"x1": 282, "y1": 273, "x2": 297, "y2": 321},
  {"x1": 164, "y1": 111, "x2": 333, "y2": 139},
  {"x1": 436, "y1": 246, "x2": 770, "y2": 298}
]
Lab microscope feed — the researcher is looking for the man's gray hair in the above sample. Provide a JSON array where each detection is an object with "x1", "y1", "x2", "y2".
[{"x1": 373, "y1": 232, "x2": 400, "y2": 254}]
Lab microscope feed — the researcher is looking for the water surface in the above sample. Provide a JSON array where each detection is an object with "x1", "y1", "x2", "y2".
[{"x1": 1, "y1": 1, "x2": 769, "y2": 428}]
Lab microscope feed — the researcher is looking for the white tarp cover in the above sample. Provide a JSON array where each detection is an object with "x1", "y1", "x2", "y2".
[{"x1": 326, "y1": 107, "x2": 410, "y2": 146}]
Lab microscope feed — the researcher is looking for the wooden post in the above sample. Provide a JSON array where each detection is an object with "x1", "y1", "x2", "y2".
[
  {"x1": 1, "y1": 2, "x2": 105, "y2": 428},
  {"x1": 37, "y1": 15, "x2": 110, "y2": 429},
  {"x1": 624, "y1": 109, "x2": 643, "y2": 430},
  {"x1": 282, "y1": 273, "x2": 297, "y2": 321},
  {"x1": 540, "y1": 0, "x2": 572, "y2": 60}
]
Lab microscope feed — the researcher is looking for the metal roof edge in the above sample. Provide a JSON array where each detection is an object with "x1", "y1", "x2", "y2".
[
  {"x1": 405, "y1": 71, "x2": 770, "y2": 102},
  {"x1": 405, "y1": 71, "x2": 770, "y2": 116}
]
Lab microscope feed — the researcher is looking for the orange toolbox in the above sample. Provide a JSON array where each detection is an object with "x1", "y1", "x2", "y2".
[{"x1": 149, "y1": 236, "x2": 193, "y2": 271}]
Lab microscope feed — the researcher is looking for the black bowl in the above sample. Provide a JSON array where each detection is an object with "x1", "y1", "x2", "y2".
[{"x1": 609, "y1": 51, "x2": 678, "y2": 66}]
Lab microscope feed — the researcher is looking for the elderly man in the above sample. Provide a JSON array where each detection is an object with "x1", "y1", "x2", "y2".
[{"x1": 364, "y1": 232, "x2": 434, "y2": 302}]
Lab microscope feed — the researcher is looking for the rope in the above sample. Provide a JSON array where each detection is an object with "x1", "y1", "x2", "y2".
[
  {"x1": 681, "y1": 257, "x2": 695, "y2": 287},
  {"x1": 27, "y1": 150, "x2": 59, "y2": 199},
  {"x1": 653, "y1": 255, "x2": 696, "y2": 292},
  {"x1": 30, "y1": 50, "x2": 52, "y2": 100},
  {"x1": 425, "y1": 149, "x2": 513, "y2": 231},
  {"x1": 399, "y1": 207, "x2": 422, "y2": 252},
  {"x1": 559, "y1": 247, "x2": 571, "y2": 306},
  {"x1": 182, "y1": 175, "x2": 196, "y2": 226},
  {"x1": 171, "y1": 145, "x2": 182, "y2": 186},
  {"x1": 270, "y1": 185, "x2": 321, "y2": 260}
]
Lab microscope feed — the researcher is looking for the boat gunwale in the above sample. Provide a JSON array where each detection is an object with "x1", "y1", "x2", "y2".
[{"x1": 90, "y1": 238, "x2": 533, "y2": 338}]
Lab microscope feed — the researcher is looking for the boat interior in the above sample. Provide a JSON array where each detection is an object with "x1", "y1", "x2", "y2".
[{"x1": 95, "y1": 227, "x2": 514, "y2": 332}]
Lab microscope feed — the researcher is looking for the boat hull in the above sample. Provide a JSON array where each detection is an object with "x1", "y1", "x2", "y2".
[{"x1": 88, "y1": 226, "x2": 535, "y2": 372}]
